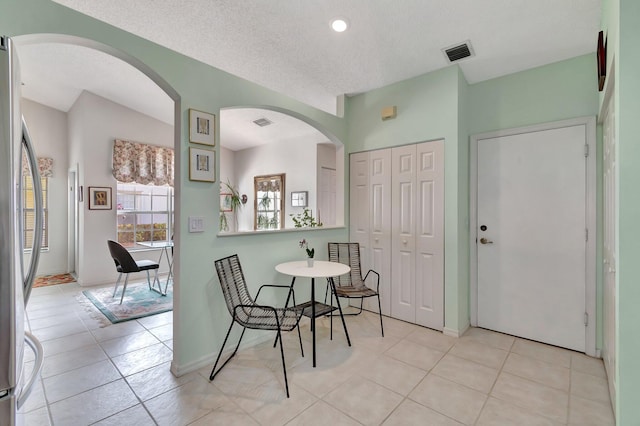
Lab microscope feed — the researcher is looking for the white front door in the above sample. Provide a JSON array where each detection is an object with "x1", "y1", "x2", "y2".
[{"x1": 476, "y1": 124, "x2": 589, "y2": 351}]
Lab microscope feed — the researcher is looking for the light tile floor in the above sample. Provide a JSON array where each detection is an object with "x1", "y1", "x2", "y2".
[{"x1": 19, "y1": 282, "x2": 614, "y2": 425}]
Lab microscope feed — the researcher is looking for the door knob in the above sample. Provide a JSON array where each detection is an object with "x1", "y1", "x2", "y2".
[{"x1": 480, "y1": 237, "x2": 493, "y2": 245}]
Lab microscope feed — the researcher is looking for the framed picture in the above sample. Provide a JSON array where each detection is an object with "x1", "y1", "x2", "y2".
[
  {"x1": 220, "y1": 193, "x2": 233, "y2": 212},
  {"x1": 189, "y1": 108, "x2": 216, "y2": 146},
  {"x1": 291, "y1": 191, "x2": 308, "y2": 207},
  {"x1": 88, "y1": 186, "x2": 112, "y2": 210},
  {"x1": 189, "y1": 147, "x2": 216, "y2": 182}
]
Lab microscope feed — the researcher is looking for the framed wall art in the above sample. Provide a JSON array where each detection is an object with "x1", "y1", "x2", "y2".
[
  {"x1": 189, "y1": 147, "x2": 216, "y2": 182},
  {"x1": 291, "y1": 191, "x2": 308, "y2": 207},
  {"x1": 220, "y1": 193, "x2": 233, "y2": 212},
  {"x1": 88, "y1": 186, "x2": 112, "y2": 210},
  {"x1": 189, "y1": 108, "x2": 216, "y2": 146}
]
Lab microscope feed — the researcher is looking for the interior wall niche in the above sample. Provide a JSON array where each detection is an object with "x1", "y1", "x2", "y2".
[{"x1": 219, "y1": 106, "x2": 345, "y2": 233}]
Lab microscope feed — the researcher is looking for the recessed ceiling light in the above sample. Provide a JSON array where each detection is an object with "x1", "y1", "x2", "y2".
[{"x1": 331, "y1": 18, "x2": 349, "y2": 33}]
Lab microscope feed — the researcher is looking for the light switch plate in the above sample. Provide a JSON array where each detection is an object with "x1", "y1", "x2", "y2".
[{"x1": 188, "y1": 216, "x2": 204, "y2": 233}]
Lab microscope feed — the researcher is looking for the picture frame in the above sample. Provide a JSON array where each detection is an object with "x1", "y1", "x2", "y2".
[
  {"x1": 189, "y1": 147, "x2": 216, "y2": 182},
  {"x1": 220, "y1": 193, "x2": 233, "y2": 212},
  {"x1": 189, "y1": 108, "x2": 216, "y2": 146},
  {"x1": 88, "y1": 186, "x2": 112, "y2": 210},
  {"x1": 596, "y1": 30, "x2": 607, "y2": 92},
  {"x1": 291, "y1": 191, "x2": 308, "y2": 207}
]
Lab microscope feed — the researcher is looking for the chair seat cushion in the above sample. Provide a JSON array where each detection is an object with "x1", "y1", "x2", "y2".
[
  {"x1": 136, "y1": 259, "x2": 160, "y2": 271},
  {"x1": 334, "y1": 285, "x2": 378, "y2": 298}
]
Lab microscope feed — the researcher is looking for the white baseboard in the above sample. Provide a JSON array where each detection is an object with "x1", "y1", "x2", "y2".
[
  {"x1": 443, "y1": 323, "x2": 469, "y2": 338},
  {"x1": 170, "y1": 332, "x2": 272, "y2": 377}
]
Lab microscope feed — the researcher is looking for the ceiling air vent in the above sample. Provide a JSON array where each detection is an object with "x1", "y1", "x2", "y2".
[
  {"x1": 253, "y1": 118, "x2": 273, "y2": 127},
  {"x1": 442, "y1": 40, "x2": 475, "y2": 63}
]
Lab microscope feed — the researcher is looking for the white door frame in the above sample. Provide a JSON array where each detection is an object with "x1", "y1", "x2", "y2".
[{"x1": 469, "y1": 116, "x2": 596, "y2": 356}]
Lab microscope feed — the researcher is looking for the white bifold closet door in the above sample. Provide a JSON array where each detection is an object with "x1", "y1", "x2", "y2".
[{"x1": 391, "y1": 141, "x2": 444, "y2": 329}]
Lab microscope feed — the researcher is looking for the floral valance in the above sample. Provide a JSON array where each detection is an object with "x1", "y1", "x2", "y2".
[
  {"x1": 22, "y1": 155, "x2": 53, "y2": 178},
  {"x1": 256, "y1": 178, "x2": 281, "y2": 192},
  {"x1": 112, "y1": 139, "x2": 174, "y2": 187}
]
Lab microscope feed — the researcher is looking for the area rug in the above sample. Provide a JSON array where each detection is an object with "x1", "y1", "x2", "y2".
[
  {"x1": 82, "y1": 281, "x2": 173, "y2": 324},
  {"x1": 33, "y1": 273, "x2": 76, "y2": 288}
]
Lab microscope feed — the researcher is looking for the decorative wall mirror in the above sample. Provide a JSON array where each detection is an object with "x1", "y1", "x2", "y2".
[{"x1": 254, "y1": 174, "x2": 285, "y2": 230}]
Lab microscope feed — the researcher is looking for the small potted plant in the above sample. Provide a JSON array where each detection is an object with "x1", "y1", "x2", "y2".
[{"x1": 299, "y1": 239, "x2": 314, "y2": 267}]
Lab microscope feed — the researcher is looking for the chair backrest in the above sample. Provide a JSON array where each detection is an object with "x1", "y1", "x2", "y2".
[
  {"x1": 107, "y1": 240, "x2": 140, "y2": 273},
  {"x1": 214, "y1": 254, "x2": 255, "y2": 320},
  {"x1": 328, "y1": 242, "x2": 363, "y2": 287}
]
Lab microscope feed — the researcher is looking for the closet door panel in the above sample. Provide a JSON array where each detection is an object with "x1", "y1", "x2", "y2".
[
  {"x1": 415, "y1": 140, "x2": 444, "y2": 330},
  {"x1": 391, "y1": 145, "x2": 416, "y2": 322},
  {"x1": 349, "y1": 152, "x2": 369, "y2": 246},
  {"x1": 368, "y1": 149, "x2": 392, "y2": 315}
]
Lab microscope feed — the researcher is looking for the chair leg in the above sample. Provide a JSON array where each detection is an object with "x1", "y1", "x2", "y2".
[
  {"x1": 296, "y1": 323, "x2": 304, "y2": 357},
  {"x1": 112, "y1": 273, "x2": 122, "y2": 298},
  {"x1": 275, "y1": 327, "x2": 290, "y2": 398},
  {"x1": 209, "y1": 320, "x2": 246, "y2": 382},
  {"x1": 147, "y1": 269, "x2": 161, "y2": 291},
  {"x1": 330, "y1": 285, "x2": 333, "y2": 341},
  {"x1": 329, "y1": 278, "x2": 351, "y2": 347},
  {"x1": 119, "y1": 274, "x2": 130, "y2": 304},
  {"x1": 377, "y1": 294, "x2": 384, "y2": 337}
]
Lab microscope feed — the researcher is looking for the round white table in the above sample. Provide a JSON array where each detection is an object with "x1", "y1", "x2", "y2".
[{"x1": 275, "y1": 260, "x2": 351, "y2": 367}]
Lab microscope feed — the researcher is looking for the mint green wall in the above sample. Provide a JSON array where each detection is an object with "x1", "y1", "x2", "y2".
[
  {"x1": 457, "y1": 68, "x2": 470, "y2": 329},
  {"x1": 602, "y1": 0, "x2": 640, "y2": 423},
  {"x1": 346, "y1": 66, "x2": 468, "y2": 333},
  {"x1": 2, "y1": 0, "x2": 349, "y2": 371},
  {"x1": 346, "y1": 57, "x2": 599, "y2": 335},
  {"x1": 469, "y1": 55, "x2": 603, "y2": 351},
  {"x1": 468, "y1": 54, "x2": 599, "y2": 135}
]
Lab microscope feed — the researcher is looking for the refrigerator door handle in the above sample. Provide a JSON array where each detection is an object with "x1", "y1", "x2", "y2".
[
  {"x1": 20, "y1": 117, "x2": 43, "y2": 305},
  {"x1": 16, "y1": 332, "x2": 43, "y2": 409}
]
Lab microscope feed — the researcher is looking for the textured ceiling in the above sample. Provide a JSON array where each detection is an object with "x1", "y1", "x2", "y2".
[
  {"x1": 49, "y1": 0, "x2": 601, "y2": 115},
  {"x1": 15, "y1": 1, "x2": 601, "y2": 150}
]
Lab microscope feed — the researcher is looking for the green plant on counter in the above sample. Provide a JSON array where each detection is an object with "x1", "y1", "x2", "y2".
[{"x1": 290, "y1": 208, "x2": 322, "y2": 228}]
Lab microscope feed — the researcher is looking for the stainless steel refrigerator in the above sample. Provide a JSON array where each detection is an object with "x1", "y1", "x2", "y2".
[{"x1": 0, "y1": 36, "x2": 45, "y2": 426}]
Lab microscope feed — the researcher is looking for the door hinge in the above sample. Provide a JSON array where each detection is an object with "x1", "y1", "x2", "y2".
[
  {"x1": 585, "y1": 228, "x2": 589, "y2": 242},
  {"x1": 584, "y1": 144, "x2": 590, "y2": 157},
  {"x1": 584, "y1": 312, "x2": 589, "y2": 326}
]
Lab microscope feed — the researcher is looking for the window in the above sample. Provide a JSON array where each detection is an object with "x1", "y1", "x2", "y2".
[
  {"x1": 116, "y1": 183, "x2": 174, "y2": 247},
  {"x1": 23, "y1": 175, "x2": 48, "y2": 250},
  {"x1": 254, "y1": 174, "x2": 285, "y2": 230}
]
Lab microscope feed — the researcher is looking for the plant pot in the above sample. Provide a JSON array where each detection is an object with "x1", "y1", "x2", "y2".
[{"x1": 307, "y1": 258, "x2": 314, "y2": 267}]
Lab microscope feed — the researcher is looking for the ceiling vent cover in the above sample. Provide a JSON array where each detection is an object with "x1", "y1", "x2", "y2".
[
  {"x1": 443, "y1": 41, "x2": 475, "y2": 63},
  {"x1": 253, "y1": 118, "x2": 273, "y2": 127}
]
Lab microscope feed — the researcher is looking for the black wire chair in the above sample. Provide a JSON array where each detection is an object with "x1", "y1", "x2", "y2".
[
  {"x1": 327, "y1": 242, "x2": 384, "y2": 337},
  {"x1": 209, "y1": 254, "x2": 304, "y2": 398}
]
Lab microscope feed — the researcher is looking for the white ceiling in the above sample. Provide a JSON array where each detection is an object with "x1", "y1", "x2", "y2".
[{"x1": 15, "y1": 1, "x2": 601, "y2": 148}]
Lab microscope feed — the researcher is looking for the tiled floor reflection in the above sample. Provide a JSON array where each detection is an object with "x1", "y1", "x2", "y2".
[{"x1": 20, "y1": 282, "x2": 614, "y2": 425}]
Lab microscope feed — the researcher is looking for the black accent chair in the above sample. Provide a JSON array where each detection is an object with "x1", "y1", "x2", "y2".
[
  {"x1": 107, "y1": 240, "x2": 160, "y2": 304},
  {"x1": 327, "y1": 242, "x2": 384, "y2": 337},
  {"x1": 209, "y1": 254, "x2": 304, "y2": 398}
]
